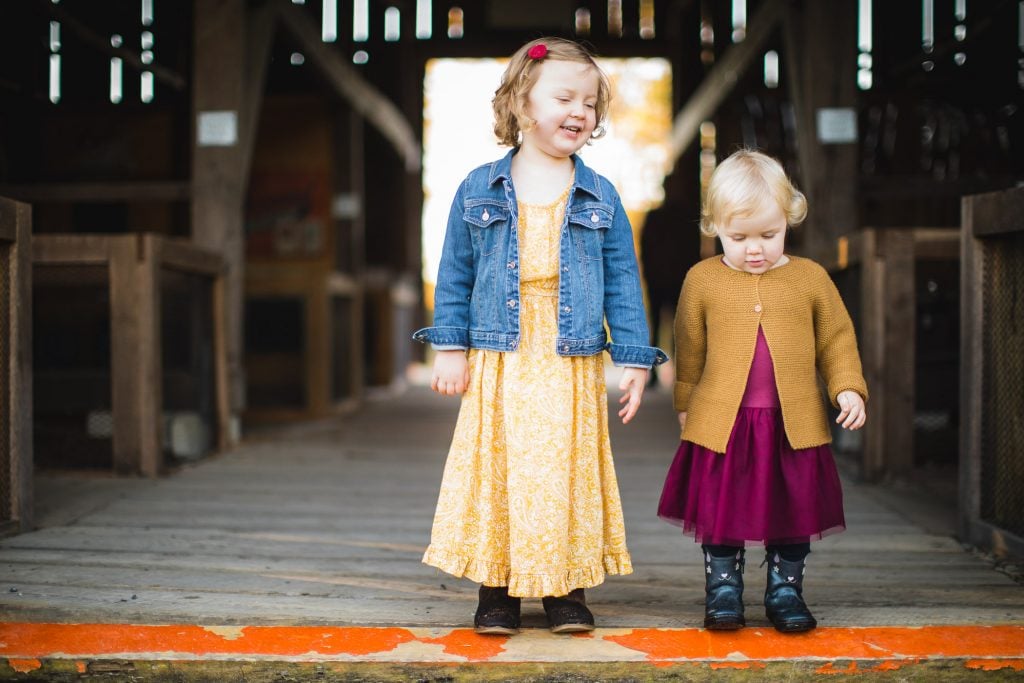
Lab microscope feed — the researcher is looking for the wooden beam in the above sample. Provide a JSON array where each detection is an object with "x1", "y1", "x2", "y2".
[
  {"x1": 0, "y1": 182, "x2": 190, "y2": 204},
  {"x1": 108, "y1": 237, "x2": 143, "y2": 475},
  {"x1": 667, "y1": 0, "x2": 786, "y2": 165},
  {"x1": 275, "y1": 0, "x2": 421, "y2": 172},
  {"x1": 160, "y1": 239, "x2": 224, "y2": 277},
  {"x1": 135, "y1": 236, "x2": 163, "y2": 477},
  {"x1": 239, "y1": 3, "x2": 277, "y2": 199},
  {"x1": 959, "y1": 196, "x2": 984, "y2": 542},
  {"x1": 966, "y1": 187, "x2": 1024, "y2": 237},
  {"x1": 33, "y1": 235, "x2": 113, "y2": 264},
  {"x1": 192, "y1": 0, "x2": 247, "y2": 422},
  {"x1": 213, "y1": 274, "x2": 231, "y2": 452},
  {"x1": 781, "y1": 0, "x2": 859, "y2": 263},
  {"x1": 40, "y1": 0, "x2": 187, "y2": 91},
  {"x1": 1, "y1": 197, "x2": 34, "y2": 530}
]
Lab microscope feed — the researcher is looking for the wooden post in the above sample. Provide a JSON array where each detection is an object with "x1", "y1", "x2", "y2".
[
  {"x1": 212, "y1": 273, "x2": 231, "y2": 451},
  {"x1": 783, "y1": 0, "x2": 859, "y2": 263},
  {"x1": 192, "y1": 0, "x2": 247, "y2": 428},
  {"x1": 109, "y1": 236, "x2": 163, "y2": 476},
  {"x1": 859, "y1": 228, "x2": 916, "y2": 481},
  {"x1": 959, "y1": 198, "x2": 984, "y2": 542},
  {"x1": 0, "y1": 197, "x2": 33, "y2": 531}
]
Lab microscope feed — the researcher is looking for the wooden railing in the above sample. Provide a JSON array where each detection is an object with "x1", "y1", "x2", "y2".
[
  {"x1": 960, "y1": 186, "x2": 1024, "y2": 558},
  {"x1": 827, "y1": 227, "x2": 960, "y2": 482},
  {"x1": 33, "y1": 234, "x2": 228, "y2": 477}
]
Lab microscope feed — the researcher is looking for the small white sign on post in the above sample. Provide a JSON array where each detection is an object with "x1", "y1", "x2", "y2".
[
  {"x1": 197, "y1": 110, "x2": 238, "y2": 147},
  {"x1": 816, "y1": 108, "x2": 858, "y2": 144}
]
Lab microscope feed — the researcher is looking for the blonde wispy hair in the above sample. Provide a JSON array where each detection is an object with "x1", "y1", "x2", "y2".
[
  {"x1": 700, "y1": 149, "x2": 807, "y2": 236},
  {"x1": 492, "y1": 37, "x2": 610, "y2": 148}
]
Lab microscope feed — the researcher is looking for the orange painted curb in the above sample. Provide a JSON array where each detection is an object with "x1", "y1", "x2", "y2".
[{"x1": 0, "y1": 623, "x2": 1022, "y2": 665}]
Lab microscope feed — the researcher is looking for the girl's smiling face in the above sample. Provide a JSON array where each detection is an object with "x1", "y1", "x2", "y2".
[
  {"x1": 717, "y1": 200, "x2": 789, "y2": 274},
  {"x1": 521, "y1": 59, "x2": 599, "y2": 159}
]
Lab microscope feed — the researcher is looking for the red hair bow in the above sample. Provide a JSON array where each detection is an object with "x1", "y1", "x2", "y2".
[{"x1": 527, "y1": 44, "x2": 548, "y2": 60}]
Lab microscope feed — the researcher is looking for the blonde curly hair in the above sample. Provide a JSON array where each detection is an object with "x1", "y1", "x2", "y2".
[
  {"x1": 492, "y1": 37, "x2": 611, "y2": 148},
  {"x1": 700, "y1": 149, "x2": 808, "y2": 236}
]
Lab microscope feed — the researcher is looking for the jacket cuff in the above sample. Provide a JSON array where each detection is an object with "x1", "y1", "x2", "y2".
[
  {"x1": 412, "y1": 326, "x2": 468, "y2": 349},
  {"x1": 607, "y1": 343, "x2": 669, "y2": 368}
]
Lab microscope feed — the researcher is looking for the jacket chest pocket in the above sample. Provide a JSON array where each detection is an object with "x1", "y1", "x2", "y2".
[
  {"x1": 464, "y1": 201, "x2": 509, "y2": 257},
  {"x1": 568, "y1": 206, "x2": 612, "y2": 260}
]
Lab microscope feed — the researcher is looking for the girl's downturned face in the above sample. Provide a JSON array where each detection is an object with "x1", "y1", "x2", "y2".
[
  {"x1": 717, "y1": 200, "x2": 788, "y2": 274},
  {"x1": 521, "y1": 60, "x2": 599, "y2": 159}
]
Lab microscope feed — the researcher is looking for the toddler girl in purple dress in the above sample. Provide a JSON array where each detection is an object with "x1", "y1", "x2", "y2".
[{"x1": 658, "y1": 150, "x2": 868, "y2": 632}]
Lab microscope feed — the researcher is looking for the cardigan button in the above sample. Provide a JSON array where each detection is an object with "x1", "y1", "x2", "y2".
[{"x1": 754, "y1": 304, "x2": 762, "y2": 313}]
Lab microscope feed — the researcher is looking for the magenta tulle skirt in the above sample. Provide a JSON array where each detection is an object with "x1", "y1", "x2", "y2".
[{"x1": 657, "y1": 407, "x2": 846, "y2": 547}]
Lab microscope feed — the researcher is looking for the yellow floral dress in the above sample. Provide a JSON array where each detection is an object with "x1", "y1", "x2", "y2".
[{"x1": 422, "y1": 182, "x2": 633, "y2": 598}]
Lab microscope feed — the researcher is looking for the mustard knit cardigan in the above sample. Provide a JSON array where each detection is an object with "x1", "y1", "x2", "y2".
[{"x1": 674, "y1": 255, "x2": 868, "y2": 453}]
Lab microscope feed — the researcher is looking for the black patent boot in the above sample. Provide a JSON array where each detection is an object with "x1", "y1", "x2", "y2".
[
  {"x1": 764, "y1": 552, "x2": 817, "y2": 633},
  {"x1": 474, "y1": 585, "x2": 521, "y2": 635},
  {"x1": 703, "y1": 548, "x2": 745, "y2": 630}
]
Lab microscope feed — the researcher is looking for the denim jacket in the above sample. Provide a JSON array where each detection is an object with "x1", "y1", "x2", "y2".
[{"x1": 413, "y1": 150, "x2": 668, "y2": 368}]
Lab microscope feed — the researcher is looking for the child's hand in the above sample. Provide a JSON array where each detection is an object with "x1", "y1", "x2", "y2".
[
  {"x1": 617, "y1": 367, "x2": 648, "y2": 424},
  {"x1": 836, "y1": 390, "x2": 867, "y2": 430},
  {"x1": 431, "y1": 350, "x2": 470, "y2": 396},
  {"x1": 678, "y1": 411, "x2": 687, "y2": 432}
]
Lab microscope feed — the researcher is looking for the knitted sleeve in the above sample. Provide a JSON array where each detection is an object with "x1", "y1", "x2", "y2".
[
  {"x1": 673, "y1": 267, "x2": 707, "y2": 412},
  {"x1": 812, "y1": 265, "x2": 869, "y2": 407}
]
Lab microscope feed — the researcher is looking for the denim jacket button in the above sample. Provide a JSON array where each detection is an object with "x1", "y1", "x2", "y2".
[
  {"x1": 563, "y1": 306, "x2": 571, "y2": 313},
  {"x1": 482, "y1": 210, "x2": 489, "y2": 221},
  {"x1": 507, "y1": 299, "x2": 517, "y2": 308},
  {"x1": 591, "y1": 212, "x2": 599, "y2": 222},
  {"x1": 562, "y1": 265, "x2": 569, "y2": 272},
  {"x1": 507, "y1": 261, "x2": 516, "y2": 269}
]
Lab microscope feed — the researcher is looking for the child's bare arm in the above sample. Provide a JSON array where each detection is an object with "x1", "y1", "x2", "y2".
[
  {"x1": 617, "y1": 367, "x2": 648, "y2": 424},
  {"x1": 431, "y1": 350, "x2": 470, "y2": 395}
]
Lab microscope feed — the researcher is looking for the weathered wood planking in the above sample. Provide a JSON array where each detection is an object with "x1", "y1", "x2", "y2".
[{"x1": 1, "y1": 387, "x2": 1020, "y2": 628}]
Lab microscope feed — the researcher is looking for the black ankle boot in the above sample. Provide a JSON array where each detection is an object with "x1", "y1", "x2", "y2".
[
  {"x1": 764, "y1": 552, "x2": 817, "y2": 633},
  {"x1": 703, "y1": 548, "x2": 745, "y2": 630},
  {"x1": 542, "y1": 588, "x2": 595, "y2": 633},
  {"x1": 474, "y1": 585, "x2": 521, "y2": 635}
]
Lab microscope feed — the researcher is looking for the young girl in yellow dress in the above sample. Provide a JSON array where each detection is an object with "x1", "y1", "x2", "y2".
[{"x1": 413, "y1": 37, "x2": 666, "y2": 635}]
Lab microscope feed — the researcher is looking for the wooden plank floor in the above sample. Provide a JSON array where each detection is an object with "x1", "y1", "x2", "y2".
[{"x1": 1, "y1": 384, "x2": 1021, "y2": 630}]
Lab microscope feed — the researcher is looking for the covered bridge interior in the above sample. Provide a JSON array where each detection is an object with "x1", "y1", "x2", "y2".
[{"x1": 0, "y1": 0, "x2": 1022, "y2": 555}]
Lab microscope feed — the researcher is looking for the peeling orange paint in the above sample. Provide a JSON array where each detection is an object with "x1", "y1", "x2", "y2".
[
  {"x1": 7, "y1": 658, "x2": 41, "y2": 673},
  {"x1": 0, "y1": 623, "x2": 1022, "y2": 667},
  {"x1": 420, "y1": 628, "x2": 508, "y2": 661},
  {"x1": 75, "y1": 661, "x2": 87, "y2": 673},
  {"x1": 604, "y1": 626, "x2": 1024, "y2": 662},
  {"x1": 225, "y1": 626, "x2": 417, "y2": 656},
  {"x1": 816, "y1": 661, "x2": 859, "y2": 675},
  {"x1": 871, "y1": 659, "x2": 913, "y2": 671},
  {"x1": 0, "y1": 624, "x2": 416, "y2": 658},
  {"x1": 965, "y1": 659, "x2": 1024, "y2": 671},
  {"x1": 709, "y1": 661, "x2": 767, "y2": 670}
]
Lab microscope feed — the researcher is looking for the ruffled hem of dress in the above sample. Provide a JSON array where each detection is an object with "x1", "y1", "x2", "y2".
[{"x1": 422, "y1": 545, "x2": 632, "y2": 598}]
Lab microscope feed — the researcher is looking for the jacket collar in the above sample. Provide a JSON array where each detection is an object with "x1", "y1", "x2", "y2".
[{"x1": 487, "y1": 148, "x2": 603, "y2": 200}]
